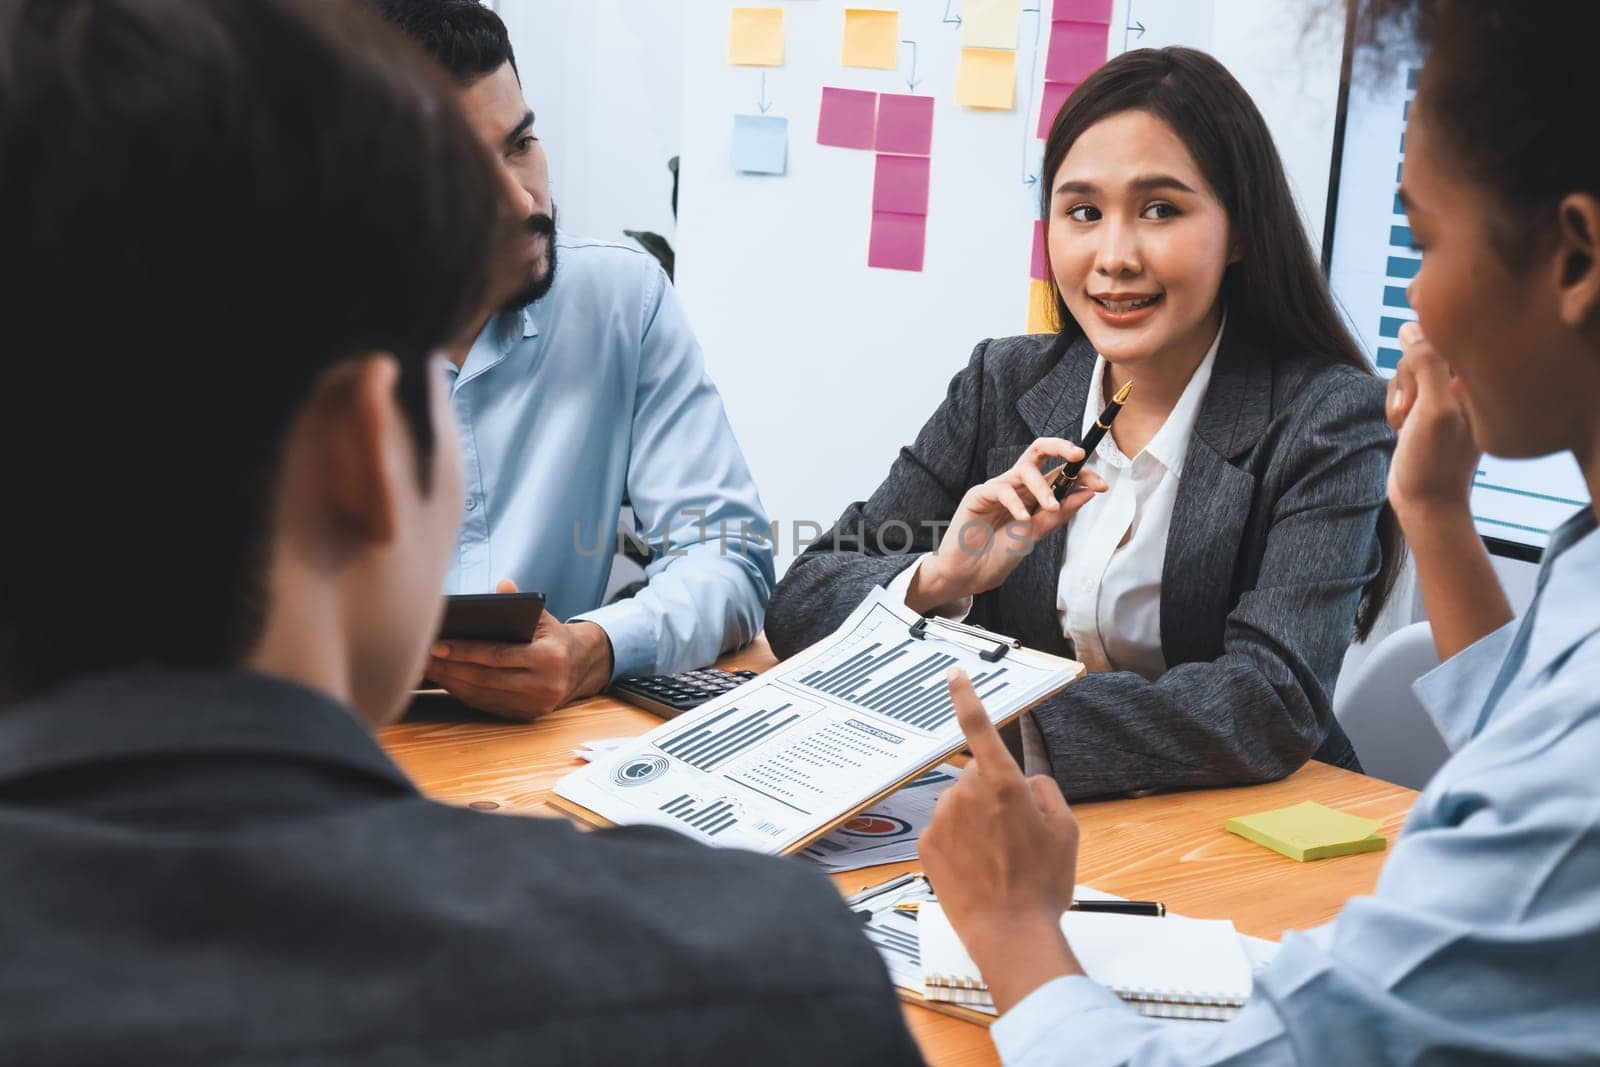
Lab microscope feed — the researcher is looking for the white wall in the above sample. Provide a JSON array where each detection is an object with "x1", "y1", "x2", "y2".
[{"x1": 495, "y1": 0, "x2": 686, "y2": 246}]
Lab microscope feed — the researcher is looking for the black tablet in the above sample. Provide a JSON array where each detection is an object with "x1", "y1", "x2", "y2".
[{"x1": 437, "y1": 592, "x2": 546, "y2": 644}]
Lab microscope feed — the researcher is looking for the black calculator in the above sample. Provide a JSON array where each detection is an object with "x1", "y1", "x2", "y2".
[{"x1": 611, "y1": 667, "x2": 758, "y2": 719}]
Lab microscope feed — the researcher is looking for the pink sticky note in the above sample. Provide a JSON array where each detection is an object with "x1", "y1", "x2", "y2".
[
  {"x1": 873, "y1": 154, "x2": 931, "y2": 215},
  {"x1": 1054, "y1": 0, "x2": 1112, "y2": 23},
  {"x1": 1030, "y1": 220, "x2": 1048, "y2": 281},
  {"x1": 868, "y1": 210, "x2": 927, "y2": 272},
  {"x1": 1046, "y1": 20, "x2": 1107, "y2": 84},
  {"x1": 1037, "y1": 80, "x2": 1074, "y2": 139},
  {"x1": 818, "y1": 87, "x2": 877, "y2": 149},
  {"x1": 876, "y1": 93, "x2": 935, "y2": 155}
]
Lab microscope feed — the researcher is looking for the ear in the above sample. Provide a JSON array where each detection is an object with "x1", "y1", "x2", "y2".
[
  {"x1": 313, "y1": 353, "x2": 406, "y2": 547},
  {"x1": 1554, "y1": 192, "x2": 1600, "y2": 332}
]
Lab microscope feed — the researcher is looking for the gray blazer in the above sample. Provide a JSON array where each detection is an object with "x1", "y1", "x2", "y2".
[
  {"x1": 766, "y1": 329, "x2": 1392, "y2": 799},
  {"x1": 0, "y1": 670, "x2": 923, "y2": 1065}
]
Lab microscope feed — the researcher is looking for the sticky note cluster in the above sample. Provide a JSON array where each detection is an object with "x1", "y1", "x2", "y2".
[
  {"x1": 955, "y1": 0, "x2": 1020, "y2": 110},
  {"x1": 816, "y1": 87, "x2": 937, "y2": 273},
  {"x1": 729, "y1": 6, "x2": 784, "y2": 67},
  {"x1": 1037, "y1": 0, "x2": 1111, "y2": 135},
  {"x1": 1225, "y1": 801, "x2": 1388, "y2": 863},
  {"x1": 842, "y1": 8, "x2": 899, "y2": 70}
]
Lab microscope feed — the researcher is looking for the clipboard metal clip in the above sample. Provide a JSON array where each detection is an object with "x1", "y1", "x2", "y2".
[{"x1": 908, "y1": 616, "x2": 1017, "y2": 662}]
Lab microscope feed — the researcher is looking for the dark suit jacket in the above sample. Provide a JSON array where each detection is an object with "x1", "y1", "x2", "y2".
[
  {"x1": 0, "y1": 670, "x2": 923, "y2": 1066},
  {"x1": 767, "y1": 329, "x2": 1392, "y2": 798}
]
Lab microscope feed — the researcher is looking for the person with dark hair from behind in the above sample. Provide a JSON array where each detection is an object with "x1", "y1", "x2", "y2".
[
  {"x1": 917, "y1": 1, "x2": 1600, "y2": 1062},
  {"x1": 357, "y1": 0, "x2": 772, "y2": 722},
  {"x1": 767, "y1": 47, "x2": 1403, "y2": 800},
  {"x1": 0, "y1": 1, "x2": 921, "y2": 1063}
]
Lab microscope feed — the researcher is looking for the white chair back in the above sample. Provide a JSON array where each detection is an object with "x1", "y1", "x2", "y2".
[{"x1": 1333, "y1": 621, "x2": 1452, "y2": 791}]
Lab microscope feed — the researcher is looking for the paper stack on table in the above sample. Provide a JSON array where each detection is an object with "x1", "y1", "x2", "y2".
[{"x1": 798, "y1": 763, "x2": 962, "y2": 873}]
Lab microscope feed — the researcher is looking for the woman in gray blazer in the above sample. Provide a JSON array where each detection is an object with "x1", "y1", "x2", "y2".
[{"x1": 766, "y1": 47, "x2": 1404, "y2": 799}]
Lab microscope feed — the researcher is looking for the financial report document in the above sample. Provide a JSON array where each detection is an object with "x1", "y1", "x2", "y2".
[{"x1": 552, "y1": 588, "x2": 1083, "y2": 854}]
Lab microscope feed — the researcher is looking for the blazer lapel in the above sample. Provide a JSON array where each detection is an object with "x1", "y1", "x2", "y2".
[
  {"x1": 995, "y1": 332, "x2": 1096, "y2": 657},
  {"x1": 1016, "y1": 332, "x2": 1095, "y2": 441},
  {"x1": 1160, "y1": 327, "x2": 1273, "y2": 665}
]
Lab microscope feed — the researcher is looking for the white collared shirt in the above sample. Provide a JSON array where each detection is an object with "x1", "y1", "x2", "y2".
[
  {"x1": 1057, "y1": 325, "x2": 1220, "y2": 678},
  {"x1": 886, "y1": 322, "x2": 1222, "y2": 768}
]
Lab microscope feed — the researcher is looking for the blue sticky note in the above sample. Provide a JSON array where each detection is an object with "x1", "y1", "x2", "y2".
[{"x1": 732, "y1": 114, "x2": 788, "y2": 175}]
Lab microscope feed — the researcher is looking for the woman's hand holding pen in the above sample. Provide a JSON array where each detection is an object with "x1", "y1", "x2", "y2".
[
  {"x1": 920, "y1": 668, "x2": 1084, "y2": 1015},
  {"x1": 1386, "y1": 322, "x2": 1480, "y2": 520},
  {"x1": 908, "y1": 438, "x2": 1106, "y2": 613}
]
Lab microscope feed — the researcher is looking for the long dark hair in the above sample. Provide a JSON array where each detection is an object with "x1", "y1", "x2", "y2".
[{"x1": 1038, "y1": 46, "x2": 1403, "y2": 640}]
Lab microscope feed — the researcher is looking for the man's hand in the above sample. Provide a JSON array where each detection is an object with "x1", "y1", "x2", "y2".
[
  {"x1": 425, "y1": 579, "x2": 614, "y2": 721},
  {"x1": 919, "y1": 668, "x2": 1084, "y2": 1014},
  {"x1": 1386, "y1": 322, "x2": 1481, "y2": 520},
  {"x1": 910, "y1": 438, "x2": 1106, "y2": 614}
]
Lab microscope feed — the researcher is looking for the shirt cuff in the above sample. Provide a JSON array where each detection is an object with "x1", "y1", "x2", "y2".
[
  {"x1": 1411, "y1": 619, "x2": 1517, "y2": 751},
  {"x1": 991, "y1": 976, "x2": 1141, "y2": 1066},
  {"x1": 570, "y1": 598, "x2": 653, "y2": 682},
  {"x1": 883, "y1": 554, "x2": 974, "y2": 621}
]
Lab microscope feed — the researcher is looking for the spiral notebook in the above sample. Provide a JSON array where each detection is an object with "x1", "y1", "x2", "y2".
[{"x1": 918, "y1": 902, "x2": 1254, "y2": 1022}]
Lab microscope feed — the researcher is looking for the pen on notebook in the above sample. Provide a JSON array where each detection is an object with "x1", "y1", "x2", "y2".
[
  {"x1": 845, "y1": 871, "x2": 921, "y2": 910},
  {"x1": 1071, "y1": 899, "x2": 1165, "y2": 917},
  {"x1": 894, "y1": 899, "x2": 1164, "y2": 916},
  {"x1": 1050, "y1": 379, "x2": 1134, "y2": 501}
]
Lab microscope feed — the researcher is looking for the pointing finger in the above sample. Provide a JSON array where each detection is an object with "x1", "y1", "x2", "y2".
[{"x1": 948, "y1": 667, "x2": 1024, "y2": 782}]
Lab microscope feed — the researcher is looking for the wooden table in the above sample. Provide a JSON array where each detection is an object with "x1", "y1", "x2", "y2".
[{"x1": 382, "y1": 638, "x2": 1418, "y2": 1067}]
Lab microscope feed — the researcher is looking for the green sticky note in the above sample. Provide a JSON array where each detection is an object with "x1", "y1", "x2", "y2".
[{"x1": 1226, "y1": 801, "x2": 1387, "y2": 862}]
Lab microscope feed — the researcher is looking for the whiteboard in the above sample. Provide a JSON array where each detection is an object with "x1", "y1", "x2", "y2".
[
  {"x1": 677, "y1": 0, "x2": 1347, "y2": 572},
  {"x1": 1326, "y1": 38, "x2": 1589, "y2": 555}
]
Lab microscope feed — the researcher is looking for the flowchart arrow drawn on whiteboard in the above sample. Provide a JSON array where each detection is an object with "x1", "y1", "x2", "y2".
[
  {"x1": 1020, "y1": 6, "x2": 1042, "y2": 185},
  {"x1": 901, "y1": 39, "x2": 921, "y2": 90}
]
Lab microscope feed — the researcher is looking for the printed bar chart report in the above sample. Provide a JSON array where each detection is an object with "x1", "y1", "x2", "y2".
[
  {"x1": 552, "y1": 589, "x2": 1083, "y2": 854},
  {"x1": 657, "y1": 701, "x2": 804, "y2": 771},
  {"x1": 798, "y1": 639, "x2": 1016, "y2": 733}
]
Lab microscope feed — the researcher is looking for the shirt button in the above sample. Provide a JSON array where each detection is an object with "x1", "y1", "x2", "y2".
[{"x1": 465, "y1": 498, "x2": 479, "y2": 512}]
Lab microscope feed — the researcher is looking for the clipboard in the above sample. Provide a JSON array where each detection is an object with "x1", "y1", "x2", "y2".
[
  {"x1": 546, "y1": 678, "x2": 1074, "y2": 854},
  {"x1": 548, "y1": 606, "x2": 1084, "y2": 856}
]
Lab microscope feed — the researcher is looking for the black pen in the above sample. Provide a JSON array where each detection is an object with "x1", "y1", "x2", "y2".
[
  {"x1": 889, "y1": 898, "x2": 1165, "y2": 918},
  {"x1": 1071, "y1": 899, "x2": 1165, "y2": 917},
  {"x1": 1050, "y1": 380, "x2": 1134, "y2": 500}
]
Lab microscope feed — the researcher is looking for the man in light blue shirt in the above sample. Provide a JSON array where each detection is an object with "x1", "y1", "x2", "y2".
[{"x1": 370, "y1": 1, "x2": 773, "y2": 718}]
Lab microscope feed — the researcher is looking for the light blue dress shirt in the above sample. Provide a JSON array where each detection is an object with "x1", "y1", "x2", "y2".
[
  {"x1": 444, "y1": 233, "x2": 774, "y2": 680},
  {"x1": 991, "y1": 508, "x2": 1600, "y2": 1065}
]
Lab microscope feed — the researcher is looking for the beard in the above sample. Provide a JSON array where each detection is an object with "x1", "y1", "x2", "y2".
[{"x1": 499, "y1": 203, "x2": 558, "y2": 313}]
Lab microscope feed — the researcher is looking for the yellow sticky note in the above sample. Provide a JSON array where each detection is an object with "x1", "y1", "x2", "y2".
[
  {"x1": 1226, "y1": 801, "x2": 1388, "y2": 862},
  {"x1": 960, "y1": 0, "x2": 1021, "y2": 50},
  {"x1": 1027, "y1": 279, "x2": 1058, "y2": 334},
  {"x1": 843, "y1": 9, "x2": 900, "y2": 70},
  {"x1": 729, "y1": 7, "x2": 784, "y2": 67},
  {"x1": 955, "y1": 47, "x2": 1016, "y2": 109}
]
